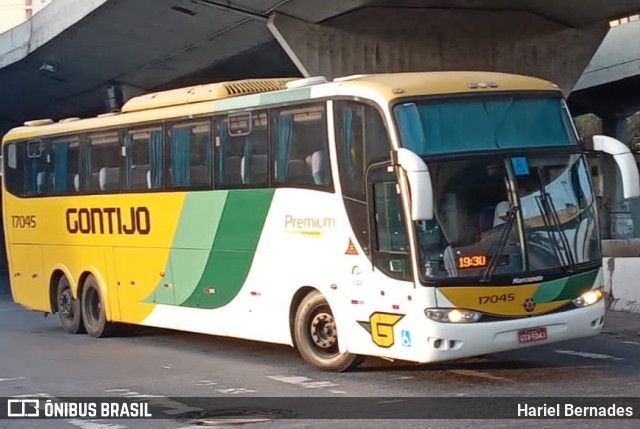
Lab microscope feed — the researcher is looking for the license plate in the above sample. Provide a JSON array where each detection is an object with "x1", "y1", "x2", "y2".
[{"x1": 518, "y1": 327, "x2": 548, "y2": 343}]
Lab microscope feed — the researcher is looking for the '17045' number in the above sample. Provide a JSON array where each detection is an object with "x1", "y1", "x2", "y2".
[
  {"x1": 12, "y1": 215, "x2": 37, "y2": 229},
  {"x1": 478, "y1": 293, "x2": 515, "y2": 305}
]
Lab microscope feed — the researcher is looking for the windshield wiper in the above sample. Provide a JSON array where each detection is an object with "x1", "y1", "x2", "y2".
[
  {"x1": 535, "y1": 192, "x2": 575, "y2": 267},
  {"x1": 480, "y1": 205, "x2": 518, "y2": 282}
]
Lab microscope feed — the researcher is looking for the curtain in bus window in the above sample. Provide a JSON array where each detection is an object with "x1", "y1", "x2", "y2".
[
  {"x1": 275, "y1": 115, "x2": 293, "y2": 182},
  {"x1": 124, "y1": 133, "x2": 133, "y2": 189},
  {"x1": 82, "y1": 141, "x2": 92, "y2": 191},
  {"x1": 340, "y1": 107, "x2": 355, "y2": 181},
  {"x1": 52, "y1": 142, "x2": 69, "y2": 193},
  {"x1": 28, "y1": 158, "x2": 37, "y2": 195},
  {"x1": 149, "y1": 130, "x2": 163, "y2": 188},
  {"x1": 242, "y1": 135, "x2": 252, "y2": 183},
  {"x1": 395, "y1": 103, "x2": 427, "y2": 154},
  {"x1": 405, "y1": 98, "x2": 573, "y2": 155},
  {"x1": 172, "y1": 128, "x2": 191, "y2": 187}
]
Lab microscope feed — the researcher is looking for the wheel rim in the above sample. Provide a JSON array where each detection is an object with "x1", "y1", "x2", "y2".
[
  {"x1": 59, "y1": 288, "x2": 74, "y2": 319},
  {"x1": 309, "y1": 308, "x2": 338, "y2": 357},
  {"x1": 86, "y1": 287, "x2": 101, "y2": 328}
]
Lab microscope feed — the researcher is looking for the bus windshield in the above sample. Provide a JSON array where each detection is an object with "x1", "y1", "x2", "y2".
[
  {"x1": 417, "y1": 154, "x2": 600, "y2": 280},
  {"x1": 394, "y1": 95, "x2": 577, "y2": 155}
]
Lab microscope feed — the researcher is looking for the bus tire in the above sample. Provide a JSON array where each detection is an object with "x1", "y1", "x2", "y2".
[
  {"x1": 293, "y1": 291, "x2": 363, "y2": 372},
  {"x1": 81, "y1": 275, "x2": 114, "y2": 338},
  {"x1": 56, "y1": 275, "x2": 85, "y2": 334}
]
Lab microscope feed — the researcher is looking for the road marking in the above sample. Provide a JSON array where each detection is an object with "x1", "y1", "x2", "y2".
[
  {"x1": 267, "y1": 375, "x2": 344, "y2": 393},
  {"x1": 105, "y1": 389, "x2": 202, "y2": 415},
  {"x1": 194, "y1": 380, "x2": 218, "y2": 386},
  {"x1": 448, "y1": 370, "x2": 509, "y2": 381},
  {"x1": 67, "y1": 420, "x2": 125, "y2": 429},
  {"x1": 216, "y1": 387, "x2": 257, "y2": 395},
  {"x1": 0, "y1": 377, "x2": 23, "y2": 382},
  {"x1": 622, "y1": 341, "x2": 640, "y2": 346},
  {"x1": 555, "y1": 349, "x2": 624, "y2": 360},
  {"x1": 193, "y1": 380, "x2": 256, "y2": 394}
]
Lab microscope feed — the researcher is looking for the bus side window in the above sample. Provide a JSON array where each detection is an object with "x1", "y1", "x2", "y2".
[
  {"x1": 85, "y1": 131, "x2": 122, "y2": 192},
  {"x1": 167, "y1": 121, "x2": 212, "y2": 189},
  {"x1": 371, "y1": 169, "x2": 412, "y2": 281},
  {"x1": 272, "y1": 103, "x2": 331, "y2": 188},
  {"x1": 4, "y1": 141, "x2": 27, "y2": 196},
  {"x1": 51, "y1": 137, "x2": 81, "y2": 194},
  {"x1": 215, "y1": 111, "x2": 268, "y2": 189},
  {"x1": 125, "y1": 126, "x2": 162, "y2": 190},
  {"x1": 25, "y1": 140, "x2": 48, "y2": 196}
]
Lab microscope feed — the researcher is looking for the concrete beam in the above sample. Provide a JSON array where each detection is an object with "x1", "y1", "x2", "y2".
[
  {"x1": 269, "y1": 8, "x2": 609, "y2": 95},
  {"x1": 0, "y1": 0, "x2": 108, "y2": 69}
]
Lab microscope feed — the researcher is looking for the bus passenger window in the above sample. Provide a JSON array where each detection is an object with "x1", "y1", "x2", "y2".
[
  {"x1": 167, "y1": 121, "x2": 212, "y2": 189},
  {"x1": 86, "y1": 131, "x2": 122, "y2": 192},
  {"x1": 125, "y1": 126, "x2": 162, "y2": 190},
  {"x1": 215, "y1": 111, "x2": 268, "y2": 188},
  {"x1": 26, "y1": 140, "x2": 49, "y2": 196},
  {"x1": 51, "y1": 137, "x2": 81, "y2": 194},
  {"x1": 272, "y1": 104, "x2": 331, "y2": 187}
]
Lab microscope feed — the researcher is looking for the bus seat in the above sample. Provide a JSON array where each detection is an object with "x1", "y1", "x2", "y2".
[
  {"x1": 478, "y1": 205, "x2": 496, "y2": 232},
  {"x1": 190, "y1": 165, "x2": 209, "y2": 187},
  {"x1": 241, "y1": 154, "x2": 268, "y2": 184},
  {"x1": 286, "y1": 158, "x2": 311, "y2": 184},
  {"x1": 306, "y1": 150, "x2": 329, "y2": 185},
  {"x1": 130, "y1": 164, "x2": 149, "y2": 189},
  {"x1": 223, "y1": 155, "x2": 242, "y2": 186},
  {"x1": 99, "y1": 167, "x2": 120, "y2": 191}
]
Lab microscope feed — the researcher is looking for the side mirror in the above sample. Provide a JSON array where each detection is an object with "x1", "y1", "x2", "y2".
[
  {"x1": 584, "y1": 135, "x2": 640, "y2": 199},
  {"x1": 392, "y1": 148, "x2": 434, "y2": 220}
]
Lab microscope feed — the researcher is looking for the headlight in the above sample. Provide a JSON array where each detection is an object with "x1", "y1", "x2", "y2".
[
  {"x1": 572, "y1": 288, "x2": 604, "y2": 307},
  {"x1": 425, "y1": 308, "x2": 482, "y2": 323}
]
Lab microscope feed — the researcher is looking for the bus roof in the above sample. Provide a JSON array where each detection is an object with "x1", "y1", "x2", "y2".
[
  {"x1": 2, "y1": 71, "x2": 560, "y2": 143},
  {"x1": 339, "y1": 71, "x2": 560, "y2": 100}
]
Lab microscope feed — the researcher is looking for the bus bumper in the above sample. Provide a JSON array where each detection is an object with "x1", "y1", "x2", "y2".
[{"x1": 417, "y1": 301, "x2": 605, "y2": 363}]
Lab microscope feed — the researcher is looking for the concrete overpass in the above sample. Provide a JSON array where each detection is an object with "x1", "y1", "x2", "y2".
[
  {"x1": 570, "y1": 17, "x2": 640, "y2": 142},
  {"x1": 2, "y1": 0, "x2": 640, "y2": 137}
]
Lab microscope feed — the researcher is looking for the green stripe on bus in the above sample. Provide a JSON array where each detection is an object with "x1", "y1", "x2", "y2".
[
  {"x1": 259, "y1": 88, "x2": 311, "y2": 105},
  {"x1": 532, "y1": 269, "x2": 598, "y2": 303},
  {"x1": 179, "y1": 189, "x2": 275, "y2": 309},
  {"x1": 553, "y1": 269, "x2": 598, "y2": 301},
  {"x1": 212, "y1": 88, "x2": 311, "y2": 112},
  {"x1": 145, "y1": 192, "x2": 229, "y2": 305}
]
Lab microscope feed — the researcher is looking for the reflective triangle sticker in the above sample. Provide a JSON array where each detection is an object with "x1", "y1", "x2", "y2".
[{"x1": 345, "y1": 238, "x2": 359, "y2": 255}]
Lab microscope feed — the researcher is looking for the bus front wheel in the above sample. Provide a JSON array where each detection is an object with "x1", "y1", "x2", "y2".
[
  {"x1": 293, "y1": 291, "x2": 363, "y2": 372},
  {"x1": 56, "y1": 276, "x2": 85, "y2": 334},
  {"x1": 81, "y1": 275, "x2": 114, "y2": 338}
]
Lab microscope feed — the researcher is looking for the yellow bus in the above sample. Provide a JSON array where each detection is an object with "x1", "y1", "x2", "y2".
[{"x1": 3, "y1": 72, "x2": 638, "y2": 371}]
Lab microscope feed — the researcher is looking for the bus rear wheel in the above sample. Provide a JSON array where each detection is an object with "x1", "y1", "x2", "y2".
[
  {"x1": 81, "y1": 275, "x2": 114, "y2": 338},
  {"x1": 293, "y1": 291, "x2": 363, "y2": 372},
  {"x1": 56, "y1": 276, "x2": 85, "y2": 334}
]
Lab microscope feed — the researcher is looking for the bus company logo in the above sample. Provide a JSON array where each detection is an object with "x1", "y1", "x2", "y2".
[
  {"x1": 7, "y1": 399, "x2": 40, "y2": 417},
  {"x1": 523, "y1": 298, "x2": 536, "y2": 312},
  {"x1": 65, "y1": 207, "x2": 151, "y2": 236},
  {"x1": 357, "y1": 312, "x2": 405, "y2": 348}
]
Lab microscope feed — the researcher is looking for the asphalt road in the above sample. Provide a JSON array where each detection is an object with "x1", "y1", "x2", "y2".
[{"x1": 1, "y1": 288, "x2": 639, "y2": 429}]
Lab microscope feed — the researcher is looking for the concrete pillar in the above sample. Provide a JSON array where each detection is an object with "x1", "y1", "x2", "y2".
[
  {"x1": 268, "y1": 8, "x2": 609, "y2": 95},
  {"x1": 602, "y1": 113, "x2": 628, "y2": 144}
]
